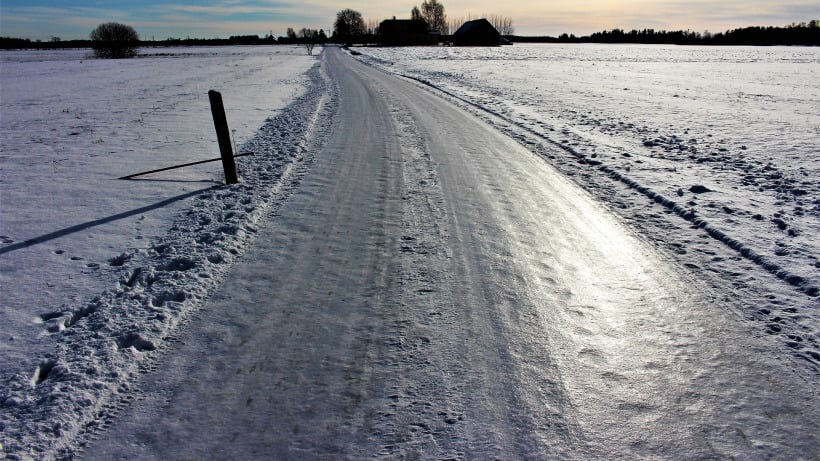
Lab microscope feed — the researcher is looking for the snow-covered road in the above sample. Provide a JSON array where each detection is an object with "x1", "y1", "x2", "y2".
[{"x1": 83, "y1": 47, "x2": 817, "y2": 459}]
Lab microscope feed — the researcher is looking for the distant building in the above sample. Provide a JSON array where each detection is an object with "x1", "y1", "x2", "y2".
[
  {"x1": 379, "y1": 18, "x2": 436, "y2": 46},
  {"x1": 452, "y1": 18, "x2": 501, "y2": 46}
]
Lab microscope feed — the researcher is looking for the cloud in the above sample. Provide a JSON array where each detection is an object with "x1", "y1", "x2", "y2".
[
  {"x1": 2, "y1": 0, "x2": 816, "y2": 40},
  {"x1": 487, "y1": 0, "x2": 819, "y2": 36},
  {"x1": 153, "y1": 3, "x2": 290, "y2": 16},
  {"x1": 1, "y1": 5, "x2": 137, "y2": 39},
  {"x1": 1, "y1": 1, "x2": 323, "y2": 40}
]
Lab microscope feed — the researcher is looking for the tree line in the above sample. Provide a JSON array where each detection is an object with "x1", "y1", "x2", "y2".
[
  {"x1": 0, "y1": 35, "x2": 280, "y2": 50},
  {"x1": 511, "y1": 20, "x2": 819, "y2": 46},
  {"x1": 3, "y1": 16, "x2": 815, "y2": 52}
]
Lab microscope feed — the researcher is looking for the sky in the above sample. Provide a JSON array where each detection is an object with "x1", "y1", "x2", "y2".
[{"x1": 1, "y1": 0, "x2": 817, "y2": 41}]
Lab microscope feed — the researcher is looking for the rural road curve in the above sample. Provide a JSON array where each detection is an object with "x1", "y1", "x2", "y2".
[{"x1": 84, "y1": 47, "x2": 817, "y2": 459}]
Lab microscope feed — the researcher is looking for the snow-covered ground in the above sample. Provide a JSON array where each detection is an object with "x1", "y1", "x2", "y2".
[
  {"x1": 355, "y1": 43, "x2": 820, "y2": 365},
  {"x1": 82, "y1": 47, "x2": 818, "y2": 460},
  {"x1": 1, "y1": 45, "x2": 328, "y2": 457},
  {"x1": 1, "y1": 43, "x2": 818, "y2": 458}
]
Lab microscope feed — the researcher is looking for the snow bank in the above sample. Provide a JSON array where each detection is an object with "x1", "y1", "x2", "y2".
[{"x1": 0, "y1": 46, "x2": 333, "y2": 458}]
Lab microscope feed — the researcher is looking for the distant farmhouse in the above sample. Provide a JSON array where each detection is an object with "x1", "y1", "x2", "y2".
[
  {"x1": 379, "y1": 17, "x2": 505, "y2": 46},
  {"x1": 452, "y1": 19, "x2": 502, "y2": 46},
  {"x1": 379, "y1": 18, "x2": 437, "y2": 46}
]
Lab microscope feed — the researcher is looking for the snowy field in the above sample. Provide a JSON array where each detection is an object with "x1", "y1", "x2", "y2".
[
  {"x1": 1, "y1": 45, "x2": 327, "y2": 456},
  {"x1": 356, "y1": 43, "x2": 820, "y2": 362}
]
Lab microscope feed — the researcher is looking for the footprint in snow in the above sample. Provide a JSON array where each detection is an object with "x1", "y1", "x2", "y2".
[{"x1": 116, "y1": 332, "x2": 156, "y2": 352}]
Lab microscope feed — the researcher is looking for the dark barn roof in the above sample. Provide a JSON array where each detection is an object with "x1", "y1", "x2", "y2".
[
  {"x1": 453, "y1": 18, "x2": 501, "y2": 46},
  {"x1": 380, "y1": 19, "x2": 436, "y2": 46}
]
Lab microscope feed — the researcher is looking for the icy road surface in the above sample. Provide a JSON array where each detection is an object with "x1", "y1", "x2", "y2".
[{"x1": 84, "y1": 47, "x2": 818, "y2": 459}]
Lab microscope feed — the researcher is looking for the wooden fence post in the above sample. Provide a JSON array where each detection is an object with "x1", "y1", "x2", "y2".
[{"x1": 208, "y1": 90, "x2": 239, "y2": 185}]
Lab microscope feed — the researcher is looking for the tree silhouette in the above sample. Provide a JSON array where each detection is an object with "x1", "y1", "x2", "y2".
[
  {"x1": 90, "y1": 22, "x2": 139, "y2": 59},
  {"x1": 300, "y1": 28, "x2": 318, "y2": 55},
  {"x1": 334, "y1": 9, "x2": 366, "y2": 43},
  {"x1": 488, "y1": 15, "x2": 515, "y2": 35},
  {"x1": 420, "y1": 0, "x2": 446, "y2": 33}
]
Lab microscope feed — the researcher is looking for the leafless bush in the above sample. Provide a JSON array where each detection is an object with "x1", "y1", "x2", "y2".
[
  {"x1": 300, "y1": 28, "x2": 318, "y2": 55},
  {"x1": 90, "y1": 22, "x2": 139, "y2": 59}
]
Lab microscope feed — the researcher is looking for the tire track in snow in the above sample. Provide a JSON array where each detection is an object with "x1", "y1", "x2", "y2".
[
  {"x1": 79, "y1": 47, "x2": 588, "y2": 460},
  {"x1": 360, "y1": 56, "x2": 588, "y2": 458},
  {"x1": 397, "y1": 73, "x2": 818, "y2": 299},
  {"x1": 348, "y1": 62, "x2": 819, "y2": 371},
  {"x1": 370, "y1": 56, "x2": 819, "y2": 459}
]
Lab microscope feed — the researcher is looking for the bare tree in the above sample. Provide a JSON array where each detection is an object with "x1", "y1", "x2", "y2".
[
  {"x1": 90, "y1": 22, "x2": 139, "y2": 59},
  {"x1": 365, "y1": 18, "x2": 381, "y2": 36},
  {"x1": 504, "y1": 17, "x2": 515, "y2": 35},
  {"x1": 421, "y1": 0, "x2": 447, "y2": 33},
  {"x1": 488, "y1": 14, "x2": 515, "y2": 35},
  {"x1": 449, "y1": 13, "x2": 477, "y2": 34},
  {"x1": 334, "y1": 8, "x2": 366, "y2": 42},
  {"x1": 299, "y1": 28, "x2": 318, "y2": 55},
  {"x1": 411, "y1": 6, "x2": 423, "y2": 21},
  {"x1": 448, "y1": 16, "x2": 464, "y2": 34}
]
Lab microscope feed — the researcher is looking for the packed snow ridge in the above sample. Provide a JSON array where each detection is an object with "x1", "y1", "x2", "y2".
[{"x1": 0, "y1": 57, "x2": 336, "y2": 458}]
